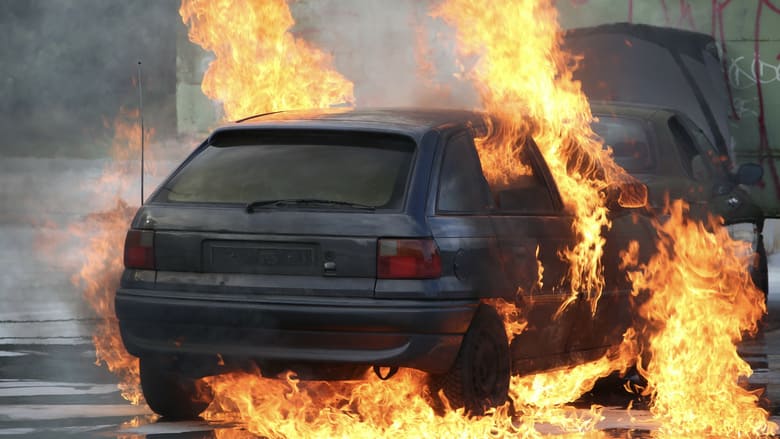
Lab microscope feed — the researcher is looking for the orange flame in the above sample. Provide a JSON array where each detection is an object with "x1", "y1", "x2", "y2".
[
  {"x1": 626, "y1": 200, "x2": 777, "y2": 436},
  {"x1": 179, "y1": 0, "x2": 354, "y2": 120},
  {"x1": 485, "y1": 298, "x2": 528, "y2": 342},
  {"x1": 433, "y1": 0, "x2": 633, "y2": 315},
  {"x1": 202, "y1": 363, "x2": 637, "y2": 437},
  {"x1": 536, "y1": 244, "x2": 545, "y2": 291},
  {"x1": 72, "y1": 199, "x2": 140, "y2": 403}
]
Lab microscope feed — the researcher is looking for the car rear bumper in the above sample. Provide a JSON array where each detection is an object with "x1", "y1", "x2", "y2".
[{"x1": 115, "y1": 289, "x2": 478, "y2": 375}]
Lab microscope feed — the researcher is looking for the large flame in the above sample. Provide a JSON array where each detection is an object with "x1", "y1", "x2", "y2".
[
  {"x1": 201, "y1": 361, "x2": 640, "y2": 438},
  {"x1": 433, "y1": 0, "x2": 632, "y2": 314},
  {"x1": 179, "y1": 0, "x2": 354, "y2": 120},
  {"x1": 433, "y1": 1, "x2": 775, "y2": 435},
  {"x1": 200, "y1": 298, "x2": 634, "y2": 437},
  {"x1": 73, "y1": 199, "x2": 139, "y2": 403},
  {"x1": 626, "y1": 200, "x2": 777, "y2": 437}
]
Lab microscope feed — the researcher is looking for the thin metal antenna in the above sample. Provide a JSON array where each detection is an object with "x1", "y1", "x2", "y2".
[{"x1": 137, "y1": 61, "x2": 145, "y2": 205}]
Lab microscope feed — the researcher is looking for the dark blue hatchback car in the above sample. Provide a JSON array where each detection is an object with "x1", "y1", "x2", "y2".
[{"x1": 116, "y1": 108, "x2": 653, "y2": 418}]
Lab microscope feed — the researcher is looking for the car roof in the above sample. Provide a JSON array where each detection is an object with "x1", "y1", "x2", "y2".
[
  {"x1": 590, "y1": 101, "x2": 678, "y2": 121},
  {"x1": 564, "y1": 22, "x2": 732, "y2": 155},
  {"x1": 212, "y1": 108, "x2": 487, "y2": 141}
]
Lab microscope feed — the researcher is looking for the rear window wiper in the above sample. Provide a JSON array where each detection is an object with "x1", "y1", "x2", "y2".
[{"x1": 246, "y1": 198, "x2": 376, "y2": 213}]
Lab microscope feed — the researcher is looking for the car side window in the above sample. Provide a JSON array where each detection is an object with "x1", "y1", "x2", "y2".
[
  {"x1": 669, "y1": 117, "x2": 712, "y2": 182},
  {"x1": 683, "y1": 119, "x2": 728, "y2": 176},
  {"x1": 437, "y1": 134, "x2": 493, "y2": 213},
  {"x1": 489, "y1": 144, "x2": 557, "y2": 215}
]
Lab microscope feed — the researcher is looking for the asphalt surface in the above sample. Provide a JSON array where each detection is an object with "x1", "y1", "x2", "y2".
[{"x1": 1, "y1": 157, "x2": 779, "y2": 437}]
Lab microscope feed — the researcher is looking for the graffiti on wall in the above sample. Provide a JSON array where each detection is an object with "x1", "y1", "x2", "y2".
[
  {"x1": 729, "y1": 56, "x2": 780, "y2": 120},
  {"x1": 712, "y1": 0, "x2": 780, "y2": 200}
]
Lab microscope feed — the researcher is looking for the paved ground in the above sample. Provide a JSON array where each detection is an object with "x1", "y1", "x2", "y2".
[
  {"x1": 0, "y1": 312, "x2": 775, "y2": 438},
  {"x1": 1, "y1": 157, "x2": 779, "y2": 437}
]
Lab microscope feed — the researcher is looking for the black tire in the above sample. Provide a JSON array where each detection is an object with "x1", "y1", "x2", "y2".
[
  {"x1": 751, "y1": 231, "x2": 769, "y2": 339},
  {"x1": 754, "y1": 233, "x2": 769, "y2": 301},
  {"x1": 428, "y1": 304, "x2": 510, "y2": 416},
  {"x1": 140, "y1": 358, "x2": 213, "y2": 419}
]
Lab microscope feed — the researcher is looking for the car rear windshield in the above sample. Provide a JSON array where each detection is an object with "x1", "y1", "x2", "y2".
[
  {"x1": 155, "y1": 130, "x2": 416, "y2": 209},
  {"x1": 592, "y1": 116, "x2": 655, "y2": 172}
]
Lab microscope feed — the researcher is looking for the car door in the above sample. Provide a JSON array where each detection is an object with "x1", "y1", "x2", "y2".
[
  {"x1": 427, "y1": 131, "x2": 507, "y2": 300},
  {"x1": 485, "y1": 139, "x2": 580, "y2": 374},
  {"x1": 593, "y1": 208, "x2": 656, "y2": 351}
]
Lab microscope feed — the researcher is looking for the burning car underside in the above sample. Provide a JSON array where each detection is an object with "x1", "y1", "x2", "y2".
[{"x1": 59, "y1": 0, "x2": 776, "y2": 437}]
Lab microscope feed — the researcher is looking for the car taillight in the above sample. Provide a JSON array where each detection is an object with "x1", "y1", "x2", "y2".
[
  {"x1": 124, "y1": 229, "x2": 155, "y2": 270},
  {"x1": 377, "y1": 239, "x2": 441, "y2": 279}
]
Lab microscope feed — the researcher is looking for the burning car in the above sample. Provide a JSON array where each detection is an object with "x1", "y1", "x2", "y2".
[
  {"x1": 566, "y1": 23, "x2": 767, "y2": 295},
  {"x1": 115, "y1": 108, "x2": 653, "y2": 419},
  {"x1": 590, "y1": 102, "x2": 765, "y2": 290},
  {"x1": 591, "y1": 102, "x2": 762, "y2": 221}
]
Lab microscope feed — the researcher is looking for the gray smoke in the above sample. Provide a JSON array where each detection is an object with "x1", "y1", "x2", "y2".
[
  {"x1": 0, "y1": 0, "x2": 179, "y2": 157},
  {"x1": 291, "y1": 0, "x2": 478, "y2": 109},
  {"x1": 0, "y1": 1, "x2": 185, "y2": 348}
]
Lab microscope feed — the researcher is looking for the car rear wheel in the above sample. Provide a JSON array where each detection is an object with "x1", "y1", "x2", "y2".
[
  {"x1": 754, "y1": 232, "x2": 769, "y2": 300},
  {"x1": 751, "y1": 230, "x2": 769, "y2": 339},
  {"x1": 140, "y1": 358, "x2": 213, "y2": 419},
  {"x1": 428, "y1": 304, "x2": 510, "y2": 416}
]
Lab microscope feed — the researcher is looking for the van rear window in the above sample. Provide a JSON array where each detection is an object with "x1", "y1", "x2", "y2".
[{"x1": 155, "y1": 130, "x2": 415, "y2": 210}]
